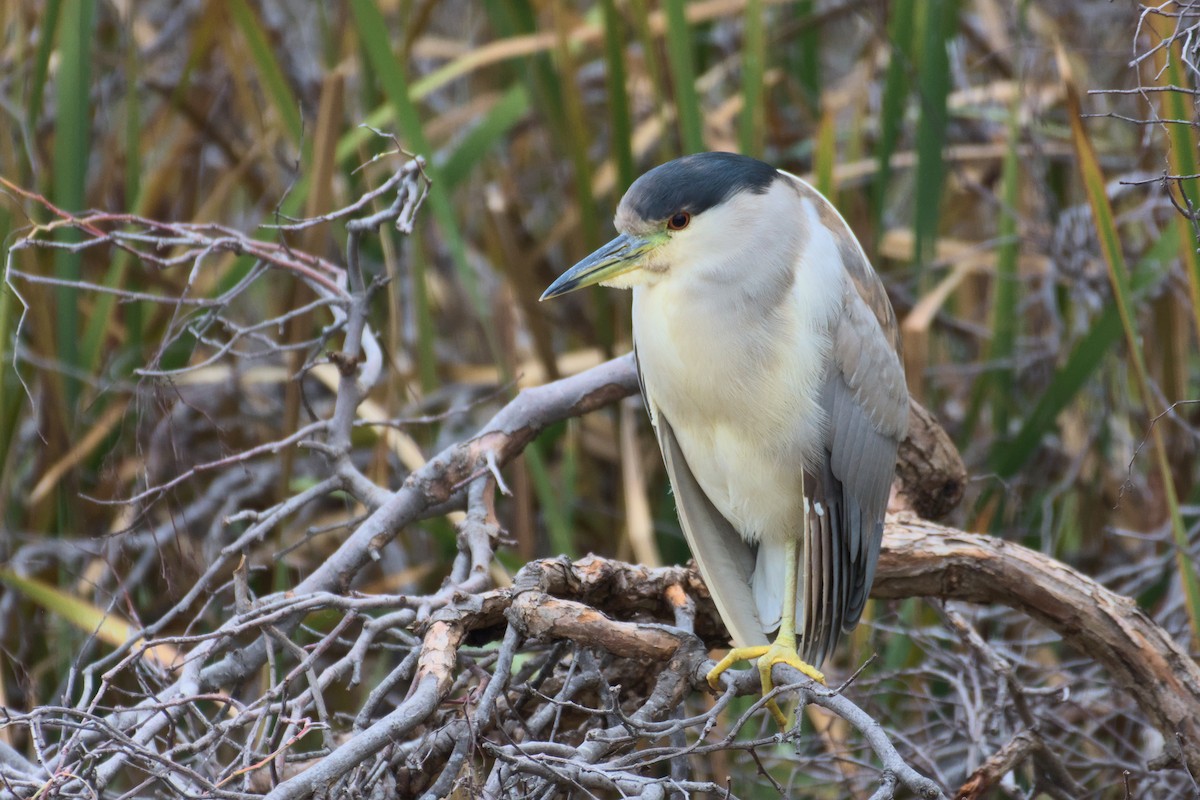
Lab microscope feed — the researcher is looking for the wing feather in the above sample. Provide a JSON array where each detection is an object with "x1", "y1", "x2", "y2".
[
  {"x1": 781, "y1": 173, "x2": 908, "y2": 661},
  {"x1": 820, "y1": 278, "x2": 907, "y2": 635}
]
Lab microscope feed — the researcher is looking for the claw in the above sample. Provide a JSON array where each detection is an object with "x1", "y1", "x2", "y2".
[
  {"x1": 757, "y1": 641, "x2": 825, "y2": 726},
  {"x1": 706, "y1": 644, "x2": 769, "y2": 691},
  {"x1": 706, "y1": 641, "x2": 825, "y2": 728}
]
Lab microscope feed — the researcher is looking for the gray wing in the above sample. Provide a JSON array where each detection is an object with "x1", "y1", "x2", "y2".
[
  {"x1": 781, "y1": 173, "x2": 909, "y2": 664},
  {"x1": 635, "y1": 348, "x2": 768, "y2": 649},
  {"x1": 801, "y1": 266, "x2": 908, "y2": 665}
]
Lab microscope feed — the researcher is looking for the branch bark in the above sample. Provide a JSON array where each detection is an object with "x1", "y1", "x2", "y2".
[
  {"x1": 874, "y1": 517, "x2": 1200, "y2": 777},
  {"x1": 952, "y1": 730, "x2": 1039, "y2": 800},
  {"x1": 11, "y1": 344, "x2": 1195, "y2": 796}
]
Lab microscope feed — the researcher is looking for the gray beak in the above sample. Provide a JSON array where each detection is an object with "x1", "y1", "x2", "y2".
[{"x1": 540, "y1": 232, "x2": 662, "y2": 300}]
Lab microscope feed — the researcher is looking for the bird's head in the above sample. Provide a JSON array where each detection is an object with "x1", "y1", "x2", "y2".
[{"x1": 540, "y1": 152, "x2": 785, "y2": 299}]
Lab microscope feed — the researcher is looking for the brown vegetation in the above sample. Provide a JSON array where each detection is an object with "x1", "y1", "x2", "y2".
[{"x1": 3, "y1": 1, "x2": 1200, "y2": 798}]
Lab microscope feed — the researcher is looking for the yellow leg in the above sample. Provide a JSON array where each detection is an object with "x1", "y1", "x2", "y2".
[{"x1": 706, "y1": 505, "x2": 825, "y2": 727}]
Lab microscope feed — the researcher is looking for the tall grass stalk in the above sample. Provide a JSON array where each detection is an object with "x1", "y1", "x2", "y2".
[
  {"x1": 228, "y1": 0, "x2": 304, "y2": 145},
  {"x1": 912, "y1": 0, "x2": 953, "y2": 285},
  {"x1": 872, "y1": 0, "x2": 914, "y2": 247},
  {"x1": 988, "y1": 97, "x2": 1021, "y2": 438},
  {"x1": 664, "y1": 0, "x2": 703, "y2": 154},
  {"x1": 1063, "y1": 48, "x2": 1200, "y2": 640},
  {"x1": 351, "y1": 0, "x2": 497, "y2": 381},
  {"x1": 601, "y1": 0, "x2": 636, "y2": 193},
  {"x1": 1157, "y1": 45, "x2": 1200, "y2": 347},
  {"x1": 739, "y1": 0, "x2": 766, "y2": 158},
  {"x1": 51, "y1": 0, "x2": 95, "y2": 407}
]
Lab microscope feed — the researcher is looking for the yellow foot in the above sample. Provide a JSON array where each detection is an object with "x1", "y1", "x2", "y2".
[{"x1": 706, "y1": 642, "x2": 826, "y2": 728}]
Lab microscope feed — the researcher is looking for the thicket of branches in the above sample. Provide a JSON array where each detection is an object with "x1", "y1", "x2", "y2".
[
  {"x1": 1, "y1": 152, "x2": 1198, "y2": 799},
  {"x1": 3, "y1": 1, "x2": 1200, "y2": 798}
]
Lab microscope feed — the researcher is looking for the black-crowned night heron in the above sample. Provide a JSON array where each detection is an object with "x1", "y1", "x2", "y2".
[{"x1": 541, "y1": 152, "x2": 908, "y2": 724}]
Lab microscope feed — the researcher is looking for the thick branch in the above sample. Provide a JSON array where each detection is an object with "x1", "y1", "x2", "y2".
[
  {"x1": 508, "y1": 592, "x2": 683, "y2": 660},
  {"x1": 895, "y1": 398, "x2": 966, "y2": 519},
  {"x1": 26, "y1": 343, "x2": 1190, "y2": 796},
  {"x1": 496, "y1": 518, "x2": 1200, "y2": 785},
  {"x1": 874, "y1": 516, "x2": 1200, "y2": 776}
]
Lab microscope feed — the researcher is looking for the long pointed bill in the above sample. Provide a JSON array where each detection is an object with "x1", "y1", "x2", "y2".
[{"x1": 540, "y1": 232, "x2": 663, "y2": 300}]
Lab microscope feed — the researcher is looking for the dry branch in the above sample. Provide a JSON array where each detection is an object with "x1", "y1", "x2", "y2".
[
  {"x1": 952, "y1": 730, "x2": 1040, "y2": 800},
  {"x1": 875, "y1": 518, "x2": 1200, "y2": 777},
  {"x1": 4, "y1": 337, "x2": 1196, "y2": 796},
  {"x1": 503, "y1": 518, "x2": 1200, "y2": 785},
  {"x1": 3, "y1": 141, "x2": 1195, "y2": 798}
]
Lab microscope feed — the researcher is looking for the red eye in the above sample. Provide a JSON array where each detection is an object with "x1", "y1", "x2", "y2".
[{"x1": 667, "y1": 211, "x2": 691, "y2": 231}]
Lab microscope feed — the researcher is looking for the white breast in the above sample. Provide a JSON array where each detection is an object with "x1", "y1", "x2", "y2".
[{"x1": 633, "y1": 194, "x2": 849, "y2": 544}]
